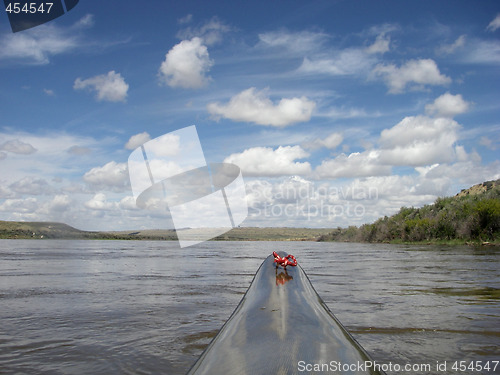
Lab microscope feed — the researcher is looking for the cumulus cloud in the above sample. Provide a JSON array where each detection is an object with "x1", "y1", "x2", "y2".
[
  {"x1": 0, "y1": 197, "x2": 38, "y2": 214},
  {"x1": 486, "y1": 14, "x2": 500, "y2": 32},
  {"x1": 125, "y1": 132, "x2": 151, "y2": 150},
  {"x1": 315, "y1": 150, "x2": 391, "y2": 178},
  {"x1": 85, "y1": 193, "x2": 117, "y2": 211},
  {"x1": 224, "y1": 146, "x2": 311, "y2": 177},
  {"x1": 159, "y1": 37, "x2": 213, "y2": 89},
  {"x1": 83, "y1": 161, "x2": 129, "y2": 191},
  {"x1": 0, "y1": 139, "x2": 37, "y2": 155},
  {"x1": 9, "y1": 177, "x2": 52, "y2": 195},
  {"x1": 74, "y1": 71, "x2": 129, "y2": 102},
  {"x1": 119, "y1": 196, "x2": 139, "y2": 210},
  {"x1": 44, "y1": 195, "x2": 72, "y2": 213},
  {"x1": 207, "y1": 87, "x2": 316, "y2": 127},
  {"x1": 372, "y1": 59, "x2": 451, "y2": 93},
  {"x1": 425, "y1": 92, "x2": 471, "y2": 118},
  {"x1": 378, "y1": 115, "x2": 461, "y2": 166}
]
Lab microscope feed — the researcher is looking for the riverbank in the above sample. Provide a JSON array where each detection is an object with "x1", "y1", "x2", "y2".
[
  {"x1": 1, "y1": 179, "x2": 498, "y2": 245},
  {"x1": 0, "y1": 221, "x2": 331, "y2": 241}
]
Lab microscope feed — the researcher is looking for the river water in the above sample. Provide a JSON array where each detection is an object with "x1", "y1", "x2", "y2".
[{"x1": 0, "y1": 240, "x2": 498, "y2": 374}]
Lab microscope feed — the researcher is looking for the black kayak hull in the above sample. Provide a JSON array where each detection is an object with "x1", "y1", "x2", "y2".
[{"x1": 188, "y1": 252, "x2": 386, "y2": 375}]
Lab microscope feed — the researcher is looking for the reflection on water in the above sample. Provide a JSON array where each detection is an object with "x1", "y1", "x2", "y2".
[{"x1": 0, "y1": 240, "x2": 498, "y2": 374}]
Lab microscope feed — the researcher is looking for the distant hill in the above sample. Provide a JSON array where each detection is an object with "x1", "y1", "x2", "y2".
[
  {"x1": 0, "y1": 220, "x2": 331, "y2": 241},
  {"x1": 0, "y1": 221, "x2": 87, "y2": 239},
  {"x1": 318, "y1": 179, "x2": 500, "y2": 245},
  {"x1": 0, "y1": 220, "x2": 180, "y2": 240}
]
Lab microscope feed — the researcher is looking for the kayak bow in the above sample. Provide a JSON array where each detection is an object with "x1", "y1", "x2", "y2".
[{"x1": 188, "y1": 252, "x2": 386, "y2": 375}]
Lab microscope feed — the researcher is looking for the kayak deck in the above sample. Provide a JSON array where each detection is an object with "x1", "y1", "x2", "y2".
[{"x1": 187, "y1": 252, "x2": 386, "y2": 375}]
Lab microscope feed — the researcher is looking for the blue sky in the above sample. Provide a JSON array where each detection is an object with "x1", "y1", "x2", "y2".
[{"x1": 0, "y1": 0, "x2": 499, "y2": 231}]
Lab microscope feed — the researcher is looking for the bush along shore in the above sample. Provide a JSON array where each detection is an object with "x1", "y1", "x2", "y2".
[{"x1": 318, "y1": 179, "x2": 500, "y2": 245}]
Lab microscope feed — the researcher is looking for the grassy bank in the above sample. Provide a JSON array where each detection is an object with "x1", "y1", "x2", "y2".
[{"x1": 318, "y1": 179, "x2": 500, "y2": 245}]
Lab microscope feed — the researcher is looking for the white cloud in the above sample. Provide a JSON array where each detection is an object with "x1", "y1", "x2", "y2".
[
  {"x1": 177, "y1": 17, "x2": 231, "y2": 45},
  {"x1": 0, "y1": 15, "x2": 91, "y2": 64},
  {"x1": 74, "y1": 71, "x2": 129, "y2": 102},
  {"x1": 0, "y1": 139, "x2": 37, "y2": 155},
  {"x1": 437, "y1": 35, "x2": 466, "y2": 55},
  {"x1": 207, "y1": 87, "x2": 316, "y2": 127},
  {"x1": 85, "y1": 193, "x2": 117, "y2": 211},
  {"x1": 366, "y1": 33, "x2": 391, "y2": 54},
  {"x1": 258, "y1": 30, "x2": 328, "y2": 53},
  {"x1": 486, "y1": 14, "x2": 500, "y2": 32},
  {"x1": 425, "y1": 160, "x2": 500, "y2": 186},
  {"x1": 372, "y1": 59, "x2": 451, "y2": 93},
  {"x1": 224, "y1": 146, "x2": 311, "y2": 177},
  {"x1": 73, "y1": 14, "x2": 95, "y2": 28},
  {"x1": 0, "y1": 26, "x2": 76, "y2": 64},
  {"x1": 298, "y1": 49, "x2": 377, "y2": 76},
  {"x1": 67, "y1": 145, "x2": 92, "y2": 155},
  {"x1": 125, "y1": 132, "x2": 151, "y2": 150},
  {"x1": 159, "y1": 37, "x2": 213, "y2": 89},
  {"x1": 460, "y1": 39, "x2": 500, "y2": 65},
  {"x1": 178, "y1": 14, "x2": 193, "y2": 25},
  {"x1": 315, "y1": 150, "x2": 391, "y2": 178},
  {"x1": 479, "y1": 136, "x2": 498, "y2": 150},
  {"x1": 83, "y1": 161, "x2": 129, "y2": 191},
  {"x1": 0, "y1": 197, "x2": 38, "y2": 214},
  {"x1": 303, "y1": 132, "x2": 343, "y2": 150},
  {"x1": 379, "y1": 115, "x2": 461, "y2": 166},
  {"x1": 42, "y1": 195, "x2": 72, "y2": 213},
  {"x1": 425, "y1": 92, "x2": 471, "y2": 118},
  {"x1": 320, "y1": 132, "x2": 344, "y2": 149},
  {"x1": 0, "y1": 131, "x2": 103, "y2": 187},
  {"x1": 119, "y1": 196, "x2": 139, "y2": 210},
  {"x1": 9, "y1": 177, "x2": 53, "y2": 195}
]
